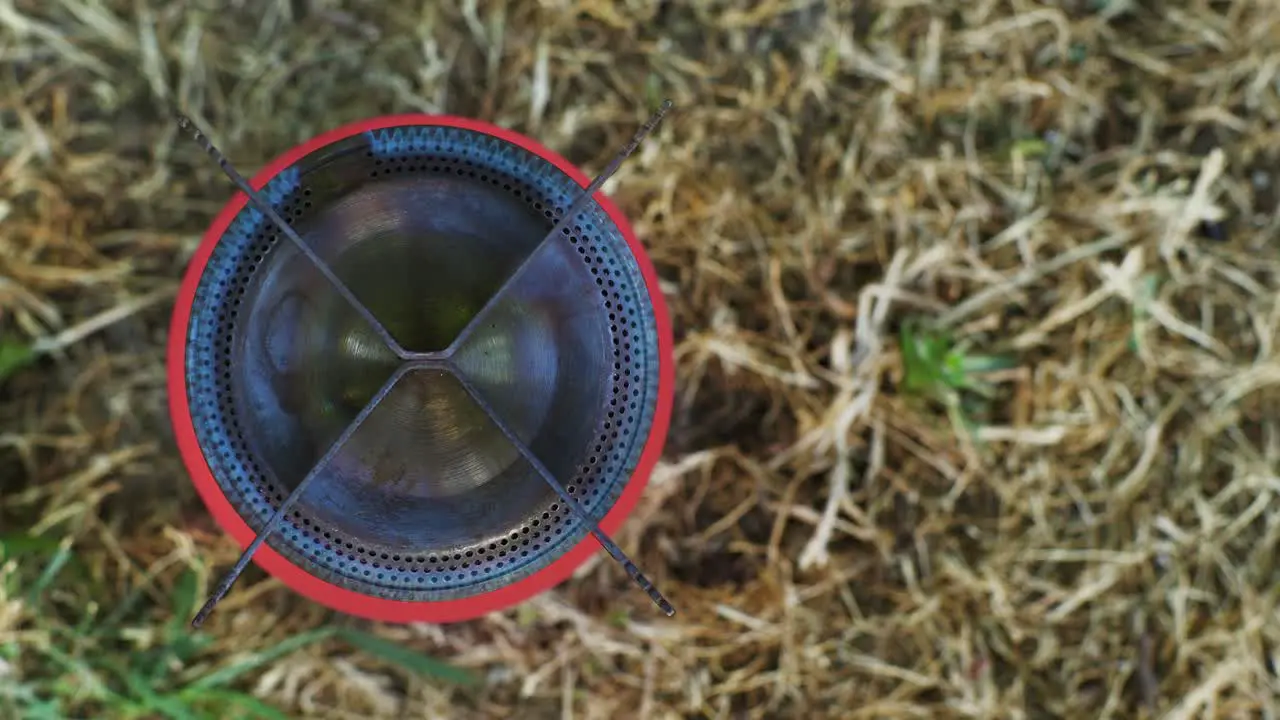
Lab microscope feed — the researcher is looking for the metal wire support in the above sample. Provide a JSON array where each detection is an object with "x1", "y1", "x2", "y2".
[
  {"x1": 442, "y1": 99, "x2": 673, "y2": 357},
  {"x1": 175, "y1": 113, "x2": 416, "y2": 360},
  {"x1": 180, "y1": 101, "x2": 677, "y2": 628},
  {"x1": 451, "y1": 372, "x2": 675, "y2": 616},
  {"x1": 190, "y1": 363, "x2": 425, "y2": 628}
]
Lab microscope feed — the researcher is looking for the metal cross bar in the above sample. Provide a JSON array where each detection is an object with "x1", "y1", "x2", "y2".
[
  {"x1": 440, "y1": 100, "x2": 673, "y2": 359},
  {"x1": 191, "y1": 361, "x2": 434, "y2": 628},
  {"x1": 450, "y1": 369, "x2": 675, "y2": 615},
  {"x1": 175, "y1": 112, "x2": 415, "y2": 360}
]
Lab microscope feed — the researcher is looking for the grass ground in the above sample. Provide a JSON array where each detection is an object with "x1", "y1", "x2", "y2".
[{"x1": 2, "y1": 0, "x2": 1280, "y2": 718}]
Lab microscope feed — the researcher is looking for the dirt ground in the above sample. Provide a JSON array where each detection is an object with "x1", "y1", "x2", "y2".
[{"x1": 3, "y1": 1, "x2": 1280, "y2": 718}]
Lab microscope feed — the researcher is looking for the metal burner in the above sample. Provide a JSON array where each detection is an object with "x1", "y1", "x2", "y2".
[{"x1": 174, "y1": 107, "x2": 674, "y2": 624}]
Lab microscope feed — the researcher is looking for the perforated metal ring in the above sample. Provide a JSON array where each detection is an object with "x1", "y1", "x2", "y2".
[{"x1": 168, "y1": 115, "x2": 674, "y2": 623}]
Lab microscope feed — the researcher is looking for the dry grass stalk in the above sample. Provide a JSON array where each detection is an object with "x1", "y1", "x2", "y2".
[{"x1": 2, "y1": 1, "x2": 1280, "y2": 718}]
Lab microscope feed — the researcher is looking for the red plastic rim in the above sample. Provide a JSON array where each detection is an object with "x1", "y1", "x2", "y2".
[{"x1": 167, "y1": 115, "x2": 674, "y2": 623}]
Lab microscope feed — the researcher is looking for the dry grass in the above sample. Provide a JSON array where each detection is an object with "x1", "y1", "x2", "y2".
[{"x1": 2, "y1": 0, "x2": 1280, "y2": 717}]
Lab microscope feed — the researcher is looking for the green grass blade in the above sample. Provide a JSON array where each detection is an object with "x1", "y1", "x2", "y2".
[
  {"x1": 165, "y1": 567, "x2": 205, "y2": 657},
  {"x1": 97, "y1": 570, "x2": 162, "y2": 632},
  {"x1": 0, "y1": 533, "x2": 61, "y2": 559},
  {"x1": 186, "y1": 627, "x2": 337, "y2": 691},
  {"x1": 0, "y1": 681, "x2": 62, "y2": 719},
  {"x1": 37, "y1": 644, "x2": 119, "y2": 704},
  {"x1": 26, "y1": 539, "x2": 75, "y2": 606},
  {"x1": 956, "y1": 352, "x2": 1017, "y2": 375},
  {"x1": 899, "y1": 323, "x2": 946, "y2": 395},
  {"x1": 0, "y1": 338, "x2": 35, "y2": 382},
  {"x1": 170, "y1": 568, "x2": 200, "y2": 627},
  {"x1": 335, "y1": 628, "x2": 479, "y2": 687},
  {"x1": 122, "y1": 670, "x2": 203, "y2": 720},
  {"x1": 181, "y1": 689, "x2": 291, "y2": 720},
  {"x1": 15, "y1": 699, "x2": 64, "y2": 720}
]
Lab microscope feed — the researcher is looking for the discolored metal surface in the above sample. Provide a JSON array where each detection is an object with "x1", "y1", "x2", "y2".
[{"x1": 184, "y1": 124, "x2": 662, "y2": 600}]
